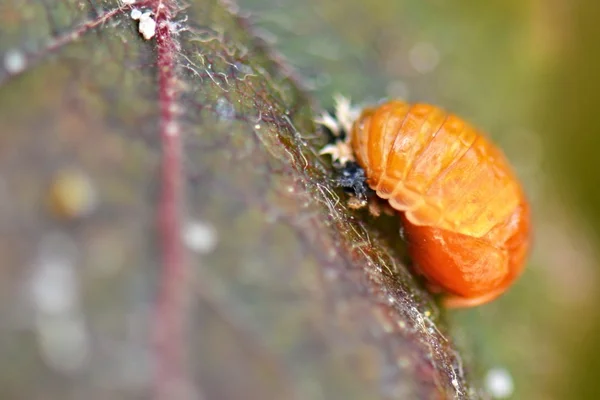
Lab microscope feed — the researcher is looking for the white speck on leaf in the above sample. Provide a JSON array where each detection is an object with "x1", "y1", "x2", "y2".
[
  {"x1": 4, "y1": 49, "x2": 26, "y2": 74},
  {"x1": 138, "y1": 12, "x2": 156, "y2": 40},
  {"x1": 130, "y1": 8, "x2": 142, "y2": 20},
  {"x1": 485, "y1": 367, "x2": 514, "y2": 399},
  {"x1": 31, "y1": 232, "x2": 89, "y2": 374},
  {"x1": 31, "y1": 233, "x2": 79, "y2": 315},
  {"x1": 183, "y1": 221, "x2": 218, "y2": 254},
  {"x1": 165, "y1": 121, "x2": 178, "y2": 137}
]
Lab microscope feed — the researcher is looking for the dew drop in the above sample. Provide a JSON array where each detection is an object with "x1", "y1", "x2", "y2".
[
  {"x1": 485, "y1": 367, "x2": 514, "y2": 399},
  {"x1": 4, "y1": 49, "x2": 26, "y2": 74},
  {"x1": 183, "y1": 221, "x2": 218, "y2": 254}
]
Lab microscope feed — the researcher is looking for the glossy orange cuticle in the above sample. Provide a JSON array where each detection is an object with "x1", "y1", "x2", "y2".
[{"x1": 350, "y1": 100, "x2": 531, "y2": 307}]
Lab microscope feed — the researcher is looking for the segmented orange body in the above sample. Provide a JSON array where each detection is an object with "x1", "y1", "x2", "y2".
[{"x1": 351, "y1": 100, "x2": 531, "y2": 307}]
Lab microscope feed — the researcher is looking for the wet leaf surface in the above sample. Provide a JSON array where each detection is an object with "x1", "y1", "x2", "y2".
[{"x1": 0, "y1": 1, "x2": 477, "y2": 399}]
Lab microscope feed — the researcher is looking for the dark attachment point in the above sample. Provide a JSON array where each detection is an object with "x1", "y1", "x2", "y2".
[{"x1": 335, "y1": 162, "x2": 373, "y2": 201}]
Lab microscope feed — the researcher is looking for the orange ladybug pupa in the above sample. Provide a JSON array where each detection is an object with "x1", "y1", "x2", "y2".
[{"x1": 318, "y1": 96, "x2": 531, "y2": 308}]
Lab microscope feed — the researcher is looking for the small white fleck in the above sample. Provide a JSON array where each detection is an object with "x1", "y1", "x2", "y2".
[
  {"x1": 4, "y1": 49, "x2": 26, "y2": 74},
  {"x1": 165, "y1": 121, "x2": 178, "y2": 137},
  {"x1": 485, "y1": 367, "x2": 514, "y2": 399},
  {"x1": 138, "y1": 12, "x2": 156, "y2": 40},
  {"x1": 122, "y1": 0, "x2": 137, "y2": 4},
  {"x1": 31, "y1": 233, "x2": 79, "y2": 315},
  {"x1": 183, "y1": 221, "x2": 218, "y2": 254},
  {"x1": 32, "y1": 260, "x2": 77, "y2": 315},
  {"x1": 168, "y1": 103, "x2": 180, "y2": 114},
  {"x1": 409, "y1": 42, "x2": 440, "y2": 74},
  {"x1": 130, "y1": 8, "x2": 142, "y2": 20},
  {"x1": 254, "y1": 124, "x2": 261, "y2": 130}
]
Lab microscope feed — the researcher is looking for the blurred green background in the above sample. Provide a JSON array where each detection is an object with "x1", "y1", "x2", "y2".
[{"x1": 239, "y1": 0, "x2": 600, "y2": 398}]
